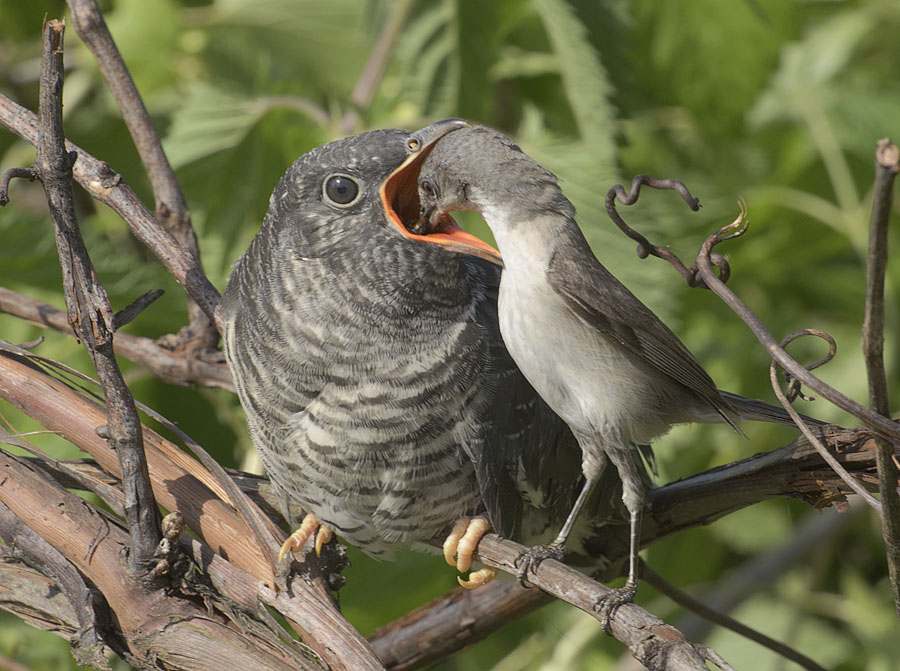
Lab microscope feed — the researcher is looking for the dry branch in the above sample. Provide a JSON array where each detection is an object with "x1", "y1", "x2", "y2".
[
  {"x1": 0, "y1": 287, "x2": 234, "y2": 390},
  {"x1": 0, "y1": 91, "x2": 222, "y2": 327},
  {"x1": 862, "y1": 138, "x2": 900, "y2": 614},
  {"x1": 67, "y1": 0, "x2": 218, "y2": 356}
]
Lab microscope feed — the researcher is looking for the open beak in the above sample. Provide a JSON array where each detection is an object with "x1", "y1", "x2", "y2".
[{"x1": 381, "y1": 119, "x2": 503, "y2": 267}]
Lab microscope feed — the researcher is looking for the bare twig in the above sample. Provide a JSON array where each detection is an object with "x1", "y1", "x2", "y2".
[
  {"x1": 0, "y1": 287, "x2": 233, "y2": 390},
  {"x1": 67, "y1": 0, "x2": 218, "y2": 355},
  {"x1": 642, "y1": 564, "x2": 827, "y2": 671},
  {"x1": 0, "y1": 93, "x2": 222, "y2": 326},
  {"x1": 606, "y1": 175, "x2": 732, "y2": 287},
  {"x1": 35, "y1": 18, "x2": 160, "y2": 575},
  {"x1": 469, "y1": 535, "x2": 727, "y2": 671},
  {"x1": 606, "y1": 176, "x2": 900, "y2": 441},
  {"x1": 862, "y1": 138, "x2": 900, "y2": 614},
  {"x1": 0, "y1": 166, "x2": 38, "y2": 205},
  {"x1": 111, "y1": 289, "x2": 164, "y2": 331},
  {"x1": 370, "y1": 426, "x2": 882, "y2": 669},
  {"x1": 339, "y1": 0, "x2": 416, "y2": 134}
]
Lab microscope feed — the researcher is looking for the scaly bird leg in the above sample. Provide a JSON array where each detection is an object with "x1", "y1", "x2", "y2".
[
  {"x1": 595, "y1": 446, "x2": 646, "y2": 632},
  {"x1": 595, "y1": 508, "x2": 641, "y2": 632},
  {"x1": 442, "y1": 516, "x2": 497, "y2": 589},
  {"x1": 515, "y1": 477, "x2": 596, "y2": 583},
  {"x1": 278, "y1": 513, "x2": 334, "y2": 561}
]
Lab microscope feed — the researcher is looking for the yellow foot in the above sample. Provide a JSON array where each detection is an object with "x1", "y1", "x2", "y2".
[
  {"x1": 442, "y1": 516, "x2": 495, "y2": 588},
  {"x1": 278, "y1": 513, "x2": 333, "y2": 562},
  {"x1": 458, "y1": 566, "x2": 498, "y2": 589},
  {"x1": 443, "y1": 516, "x2": 490, "y2": 571}
]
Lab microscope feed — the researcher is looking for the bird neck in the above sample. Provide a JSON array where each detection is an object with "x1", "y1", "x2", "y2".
[{"x1": 483, "y1": 204, "x2": 573, "y2": 272}]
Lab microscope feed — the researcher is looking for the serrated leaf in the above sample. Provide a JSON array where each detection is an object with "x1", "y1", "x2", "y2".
[{"x1": 532, "y1": 0, "x2": 617, "y2": 164}]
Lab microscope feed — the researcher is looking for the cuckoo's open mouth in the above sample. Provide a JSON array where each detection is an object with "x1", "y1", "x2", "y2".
[{"x1": 380, "y1": 119, "x2": 502, "y2": 267}]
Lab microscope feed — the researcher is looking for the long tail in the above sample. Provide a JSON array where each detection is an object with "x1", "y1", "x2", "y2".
[{"x1": 719, "y1": 390, "x2": 828, "y2": 427}]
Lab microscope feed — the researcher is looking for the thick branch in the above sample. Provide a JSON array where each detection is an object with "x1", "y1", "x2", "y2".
[
  {"x1": 0, "y1": 350, "x2": 386, "y2": 671},
  {"x1": 0, "y1": 92, "x2": 222, "y2": 326},
  {"x1": 67, "y1": 0, "x2": 217, "y2": 354},
  {"x1": 369, "y1": 427, "x2": 879, "y2": 669},
  {"x1": 36, "y1": 18, "x2": 160, "y2": 574},
  {"x1": 862, "y1": 138, "x2": 900, "y2": 614},
  {"x1": 0, "y1": 450, "x2": 321, "y2": 671}
]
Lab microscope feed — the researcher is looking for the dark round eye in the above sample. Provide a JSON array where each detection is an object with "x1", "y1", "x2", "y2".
[
  {"x1": 323, "y1": 174, "x2": 360, "y2": 207},
  {"x1": 420, "y1": 179, "x2": 434, "y2": 197}
]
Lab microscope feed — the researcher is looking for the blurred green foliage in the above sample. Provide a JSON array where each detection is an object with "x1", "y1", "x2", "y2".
[{"x1": 1, "y1": 0, "x2": 899, "y2": 669}]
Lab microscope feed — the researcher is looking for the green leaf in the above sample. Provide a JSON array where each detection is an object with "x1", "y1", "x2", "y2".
[{"x1": 531, "y1": 0, "x2": 617, "y2": 164}]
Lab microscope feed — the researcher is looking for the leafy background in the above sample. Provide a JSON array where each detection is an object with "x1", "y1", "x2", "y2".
[{"x1": 1, "y1": 0, "x2": 898, "y2": 669}]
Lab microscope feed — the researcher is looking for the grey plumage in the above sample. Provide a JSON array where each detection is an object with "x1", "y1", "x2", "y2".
[
  {"x1": 221, "y1": 126, "x2": 612, "y2": 562},
  {"x1": 415, "y1": 124, "x2": 820, "y2": 608}
]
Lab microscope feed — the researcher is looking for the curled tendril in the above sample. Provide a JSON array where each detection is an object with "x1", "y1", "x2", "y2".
[
  {"x1": 776, "y1": 329, "x2": 838, "y2": 402},
  {"x1": 605, "y1": 175, "x2": 738, "y2": 289}
]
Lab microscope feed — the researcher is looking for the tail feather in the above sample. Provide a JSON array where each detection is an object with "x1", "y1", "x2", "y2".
[{"x1": 719, "y1": 390, "x2": 827, "y2": 427}]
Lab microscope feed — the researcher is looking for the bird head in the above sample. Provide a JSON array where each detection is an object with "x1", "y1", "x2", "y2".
[
  {"x1": 411, "y1": 124, "x2": 570, "y2": 265},
  {"x1": 380, "y1": 119, "x2": 503, "y2": 266}
]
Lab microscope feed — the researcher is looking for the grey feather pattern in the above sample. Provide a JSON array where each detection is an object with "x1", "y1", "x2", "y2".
[{"x1": 221, "y1": 129, "x2": 600, "y2": 558}]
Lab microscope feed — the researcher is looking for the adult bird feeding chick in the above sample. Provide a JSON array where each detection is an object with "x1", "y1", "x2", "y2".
[
  {"x1": 220, "y1": 120, "x2": 620, "y2": 588},
  {"x1": 413, "y1": 123, "x2": 820, "y2": 623}
]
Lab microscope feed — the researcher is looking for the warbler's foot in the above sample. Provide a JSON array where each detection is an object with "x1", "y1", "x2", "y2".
[
  {"x1": 513, "y1": 543, "x2": 564, "y2": 585},
  {"x1": 442, "y1": 516, "x2": 496, "y2": 588},
  {"x1": 278, "y1": 513, "x2": 334, "y2": 562},
  {"x1": 594, "y1": 581, "x2": 638, "y2": 633}
]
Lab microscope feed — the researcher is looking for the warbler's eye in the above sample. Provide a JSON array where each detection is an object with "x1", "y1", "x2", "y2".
[
  {"x1": 420, "y1": 180, "x2": 435, "y2": 198},
  {"x1": 323, "y1": 174, "x2": 360, "y2": 207}
]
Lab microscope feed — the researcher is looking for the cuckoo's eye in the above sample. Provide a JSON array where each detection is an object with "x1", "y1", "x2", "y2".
[{"x1": 323, "y1": 174, "x2": 360, "y2": 207}]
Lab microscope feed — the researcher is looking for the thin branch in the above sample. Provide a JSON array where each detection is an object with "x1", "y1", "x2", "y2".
[
  {"x1": 0, "y1": 287, "x2": 233, "y2": 390},
  {"x1": 0, "y1": 93, "x2": 222, "y2": 327},
  {"x1": 607, "y1": 178, "x2": 900, "y2": 441},
  {"x1": 0, "y1": 166, "x2": 38, "y2": 205},
  {"x1": 674, "y1": 503, "x2": 863, "y2": 641},
  {"x1": 35, "y1": 18, "x2": 160, "y2": 575},
  {"x1": 339, "y1": 0, "x2": 416, "y2": 133},
  {"x1": 469, "y1": 535, "x2": 728, "y2": 671},
  {"x1": 111, "y1": 289, "x2": 164, "y2": 331},
  {"x1": 66, "y1": 0, "x2": 218, "y2": 355},
  {"x1": 370, "y1": 427, "x2": 882, "y2": 669},
  {"x1": 862, "y1": 138, "x2": 900, "y2": 615},
  {"x1": 642, "y1": 564, "x2": 826, "y2": 671}
]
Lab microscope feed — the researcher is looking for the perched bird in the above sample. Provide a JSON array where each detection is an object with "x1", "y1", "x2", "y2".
[
  {"x1": 414, "y1": 124, "x2": 818, "y2": 619},
  {"x1": 220, "y1": 120, "x2": 615, "y2": 584}
]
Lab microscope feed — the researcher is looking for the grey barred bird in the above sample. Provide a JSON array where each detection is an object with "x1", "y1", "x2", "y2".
[
  {"x1": 220, "y1": 120, "x2": 621, "y2": 585},
  {"x1": 413, "y1": 124, "x2": 823, "y2": 620}
]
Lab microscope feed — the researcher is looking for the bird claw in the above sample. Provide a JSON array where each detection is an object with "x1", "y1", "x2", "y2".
[
  {"x1": 442, "y1": 516, "x2": 491, "y2": 573},
  {"x1": 594, "y1": 582, "x2": 638, "y2": 634},
  {"x1": 513, "y1": 543, "x2": 564, "y2": 585},
  {"x1": 457, "y1": 567, "x2": 498, "y2": 589},
  {"x1": 278, "y1": 513, "x2": 334, "y2": 562}
]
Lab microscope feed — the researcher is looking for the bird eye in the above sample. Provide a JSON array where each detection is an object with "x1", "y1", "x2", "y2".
[
  {"x1": 323, "y1": 174, "x2": 360, "y2": 207},
  {"x1": 420, "y1": 179, "x2": 435, "y2": 197}
]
